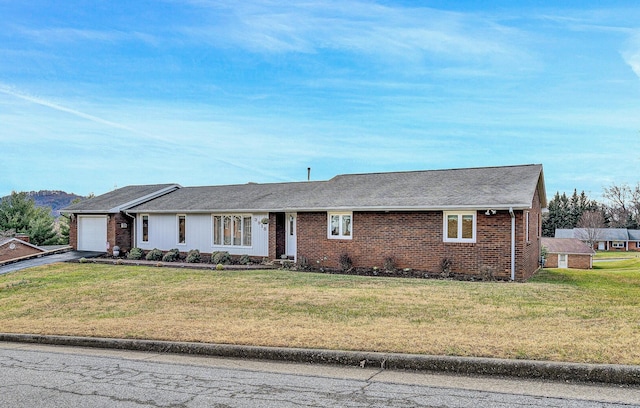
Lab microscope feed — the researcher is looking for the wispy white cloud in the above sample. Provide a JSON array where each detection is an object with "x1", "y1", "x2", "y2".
[
  {"x1": 622, "y1": 32, "x2": 640, "y2": 79},
  {"x1": 0, "y1": 84, "x2": 146, "y2": 136},
  {"x1": 179, "y1": 0, "x2": 533, "y2": 71}
]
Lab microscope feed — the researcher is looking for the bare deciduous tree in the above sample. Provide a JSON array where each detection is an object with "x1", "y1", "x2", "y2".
[
  {"x1": 576, "y1": 211, "x2": 606, "y2": 248},
  {"x1": 602, "y1": 182, "x2": 640, "y2": 228}
]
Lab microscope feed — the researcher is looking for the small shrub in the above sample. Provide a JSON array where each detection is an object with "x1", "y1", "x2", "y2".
[
  {"x1": 238, "y1": 254, "x2": 251, "y2": 265},
  {"x1": 156, "y1": 262, "x2": 163, "y2": 268},
  {"x1": 215, "y1": 263, "x2": 224, "y2": 270},
  {"x1": 280, "y1": 260, "x2": 294, "y2": 270},
  {"x1": 383, "y1": 256, "x2": 396, "y2": 271},
  {"x1": 339, "y1": 253, "x2": 353, "y2": 272},
  {"x1": 480, "y1": 265, "x2": 495, "y2": 281},
  {"x1": 297, "y1": 255, "x2": 310, "y2": 271},
  {"x1": 79, "y1": 257, "x2": 88, "y2": 263},
  {"x1": 128, "y1": 248, "x2": 143, "y2": 260},
  {"x1": 145, "y1": 248, "x2": 163, "y2": 261},
  {"x1": 440, "y1": 257, "x2": 453, "y2": 277},
  {"x1": 186, "y1": 249, "x2": 201, "y2": 263},
  {"x1": 212, "y1": 251, "x2": 231, "y2": 265},
  {"x1": 162, "y1": 248, "x2": 180, "y2": 262}
]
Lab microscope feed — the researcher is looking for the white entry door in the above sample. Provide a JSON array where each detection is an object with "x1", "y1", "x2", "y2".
[
  {"x1": 78, "y1": 215, "x2": 108, "y2": 252},
  {"x1": 285, "y1": 213, "x2": 297, "y2": 260},
  {"x1": 558, "y1": 254, "x2": 568, "y2": 268}
]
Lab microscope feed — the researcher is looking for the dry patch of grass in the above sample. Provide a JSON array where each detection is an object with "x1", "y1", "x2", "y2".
[{"x1": 1, "y1": 260, "x2": 639, "y2": 365}]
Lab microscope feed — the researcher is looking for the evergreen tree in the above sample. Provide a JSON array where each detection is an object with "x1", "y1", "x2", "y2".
[
  {"x1": 542, "y1": 190, "x2": 599, "y2": 237},
  {"x1": 0, "y1": 191, "x2": 58, "y2": 246}
]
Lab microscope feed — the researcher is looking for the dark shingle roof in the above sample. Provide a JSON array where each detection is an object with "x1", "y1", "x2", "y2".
[
  {"x1": 541, "y1": 238, "x2": 595, "y2": 255},
  {"x1": 62, "y1": 184, "x2": 180, "y2": 213},
  {"x1": 129, "y1": 164, "x2": 545, "y2": 213}
]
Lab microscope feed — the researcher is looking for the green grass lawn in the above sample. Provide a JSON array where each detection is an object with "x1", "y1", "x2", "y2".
[
  {"x1": 594, "y1": 250, "x2": 640, "y2": 260},
  {"x1": 1, "y1": 259, "x2": 639, "y2": 365}
]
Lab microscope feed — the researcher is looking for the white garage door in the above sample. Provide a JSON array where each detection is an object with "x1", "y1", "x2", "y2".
[{"x1": 78, "y1": 215, "x2": 108, "y2": 252}]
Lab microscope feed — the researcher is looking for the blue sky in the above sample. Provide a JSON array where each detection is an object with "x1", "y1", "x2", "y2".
[{"x1": 1, "y1": 1, "x2": 639, "y2": 201}]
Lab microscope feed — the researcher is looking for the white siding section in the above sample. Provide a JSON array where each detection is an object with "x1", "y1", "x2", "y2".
[{"x1": 136, "y1": 213, "x2": 269, "y2": 257}]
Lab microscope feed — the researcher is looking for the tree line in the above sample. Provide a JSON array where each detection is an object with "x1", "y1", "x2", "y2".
[
  {"x1": 542, "y1": 182, "x2": 640, "y2": 237},
  {"x1": 0, "y1": 191, "x2": 71, "y2": 246}
]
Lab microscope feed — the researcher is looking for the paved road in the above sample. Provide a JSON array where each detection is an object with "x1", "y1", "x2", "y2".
[
  {"x1": 1, "y1": 343, "x2": 638, "y2": 407},
  {"x1": 0, "y1": 251, "x2": 104, "y2": 274}
]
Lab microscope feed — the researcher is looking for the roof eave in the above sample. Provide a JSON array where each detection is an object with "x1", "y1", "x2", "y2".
[{"x1": 127, "y1": 204, "x2": 534, "y2": 214}]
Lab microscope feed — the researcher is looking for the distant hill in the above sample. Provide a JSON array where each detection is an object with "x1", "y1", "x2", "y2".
[{"x1": 1, "y1": 190, "x2": 86, "y2": 217}]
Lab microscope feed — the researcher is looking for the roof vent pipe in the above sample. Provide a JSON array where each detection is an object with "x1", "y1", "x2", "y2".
[
  {"x1": 307, "y1": 167, "x2": 311, "y2": 181},
  {"x1": 509, "y1": 207, "x2": 515, "y2": 281}
]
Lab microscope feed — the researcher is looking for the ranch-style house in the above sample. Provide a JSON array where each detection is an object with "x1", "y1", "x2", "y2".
[{"x1": 62, "y1": 164, "x2": 547, "y2": 281}]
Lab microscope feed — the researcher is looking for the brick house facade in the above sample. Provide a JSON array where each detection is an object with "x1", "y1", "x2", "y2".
[{"x1": 63, "y1": 165, "x2": 547, "y2": 281}]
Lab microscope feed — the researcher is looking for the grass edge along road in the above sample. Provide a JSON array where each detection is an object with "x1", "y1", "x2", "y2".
[{"x1": 0, "y1": 257, "x2": 639, "y2": 366}]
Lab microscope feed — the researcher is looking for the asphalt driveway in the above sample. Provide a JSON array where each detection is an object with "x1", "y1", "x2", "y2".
[{"x1": 0, "y1": 251, "x2": 104, "y2": 275}]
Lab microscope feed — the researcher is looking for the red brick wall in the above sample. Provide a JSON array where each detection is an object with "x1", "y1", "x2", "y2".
[
  {"x1": 108, "y1": 213, "x2": 133, "y2": 254},
  {"x1": 568, "y1": 254, "x2": 592, "y2": 269},
  {"x1": 543, "y1": 253, "x2": 591, "y2": 269},
  {"x1": 519, "y1": 188, "x2": 543, "y2": 281},
  {"x1": 295, "y1": 210, "x2": 536, "y2": 280},
  {"x1": 69, "y1": 216, "x2": 78, "y2": 249},
  {"x1": 545, "y1": 253, "x2": 558, "y2": 268},
  {"x1": 0, "y1": 240, "x2": 43, "y2": 262}
]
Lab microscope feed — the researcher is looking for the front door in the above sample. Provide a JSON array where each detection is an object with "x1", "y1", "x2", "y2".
[
  {"x1": 558, "y1": 254, "x2": 568, "y2": 268},
  {"x1": 285, "y1": 213, "x2": 297, "y2": 260}
]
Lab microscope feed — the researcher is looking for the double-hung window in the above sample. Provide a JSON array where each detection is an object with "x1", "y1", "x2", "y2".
[
  {"x1": 328, "y1": 213, "x2": 352, "y2": 239},
  {"x1": 443, "y1": 211, "x2": 476, "y2": 243},
  {"x1": 213, "y1": 215, "x2": 252, "y2": 247}
]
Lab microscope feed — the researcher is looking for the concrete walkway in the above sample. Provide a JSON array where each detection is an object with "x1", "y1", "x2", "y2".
[{"x1": 0, "y1": 250, "x2": 104, "y2": 275}]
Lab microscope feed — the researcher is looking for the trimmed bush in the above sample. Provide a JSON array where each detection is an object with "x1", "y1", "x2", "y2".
[
  {"x1": 145, "y1": 248, "x2": 163, "y2": 261},
  {"x1": 186, "y1": 249, "x2": 201, "y2": 263},
  {"x1": 128, "y1": 248, "x2": 143, "y2": 260},
  {"x1": 212, "y1": 251, "x2": 231, "y2": 265},
  {"x1": 162, "y1": 248, "x2": 180, "y2": 262},
  {"x1": 238, "y1": 254, "x2": 251, "y2": 265}
]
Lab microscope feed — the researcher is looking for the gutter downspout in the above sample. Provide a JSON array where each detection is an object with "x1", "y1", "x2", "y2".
[{"x1": 509, "y1": 207, "x2": 515, "y2": 281}]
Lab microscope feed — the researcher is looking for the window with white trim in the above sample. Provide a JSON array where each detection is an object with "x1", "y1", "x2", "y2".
[
  {"x1": 212, "y1": 215, "x2": 252, "y2": 247},
  {"x1": 612, "y1": 241, "x2": 625, "y2": 248},
  {"x1": 443, "y1": 211, "x2": 476, "y2": 243},
  {"x1": 141, "y1": 215, "x2": 149, "y2": 243},
  {"x1": 328, "y1": 213, "x2": 352, "y2": 239},
  {"x1": 525, "y1": 211, "x2": 530, "y2": 242},
  {"x1": 177, "y1": 215, "x2": 186, "y2": 245}
]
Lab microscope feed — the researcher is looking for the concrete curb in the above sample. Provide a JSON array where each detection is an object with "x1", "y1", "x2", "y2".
[{"x1": 2, "y1": 333, "x2": 640, "y2": 385}]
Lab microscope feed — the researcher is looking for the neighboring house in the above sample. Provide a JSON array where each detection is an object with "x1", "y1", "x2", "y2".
[
  {"x1": 0, "y1": 236, "x2": 46, "y2": 263},
  {"x1": 555, "y1": 228, "x2": 640, "y2": 251},
  {"x1": 541, "y1": 237, "x2": 595, "y2": 269},
  {"x1": 62, "y1": 164, "x2": 547, "y2": 281}
]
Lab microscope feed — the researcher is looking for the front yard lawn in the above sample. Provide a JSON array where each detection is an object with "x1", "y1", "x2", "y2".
[{"x1": 1, "y1": 259, "x2": 639, "y2": 365}]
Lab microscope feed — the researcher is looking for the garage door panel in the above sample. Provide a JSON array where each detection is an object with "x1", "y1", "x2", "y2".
[{"x1": 78, "y1": 216, "x2": 107, "y2": 252}]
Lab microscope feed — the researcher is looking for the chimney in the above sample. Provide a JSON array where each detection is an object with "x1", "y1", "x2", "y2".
[{"x1": 15, "y1": 234, "x2": 29, "y2": 243}]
